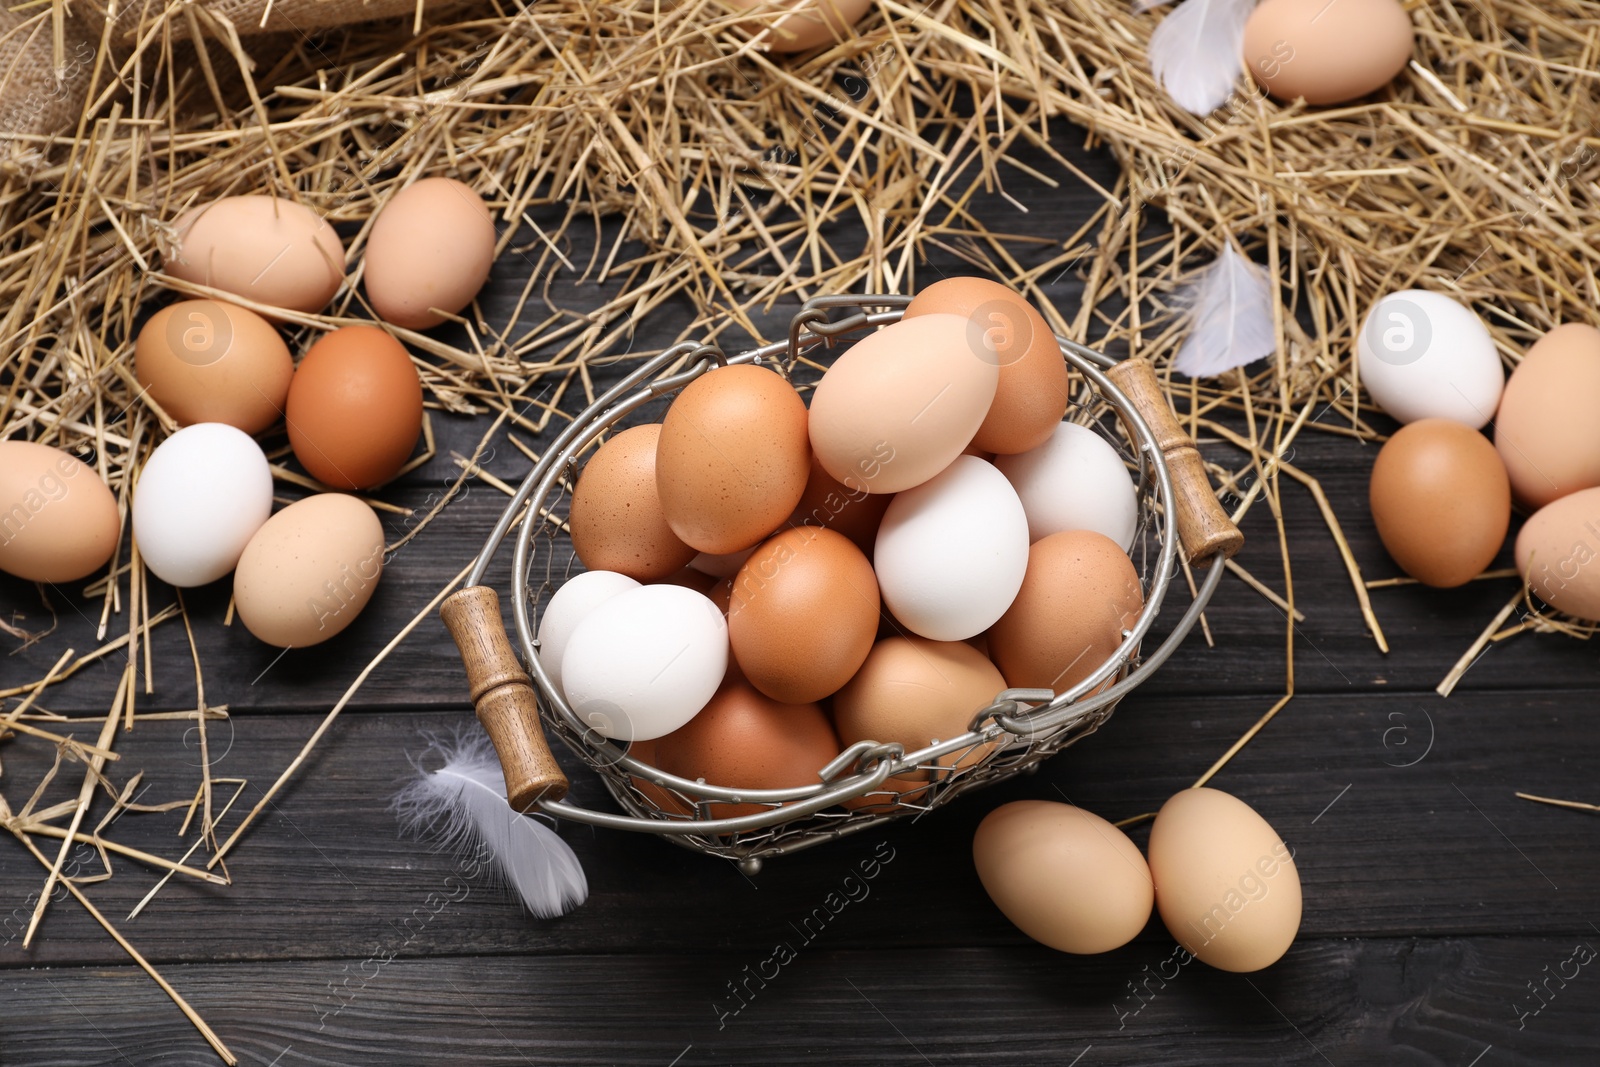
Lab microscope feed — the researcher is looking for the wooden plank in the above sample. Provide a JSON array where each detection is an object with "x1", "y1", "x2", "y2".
[
  {"x1": 2, "y1": 938, "x2": 1596, "y2": 1064},
  {"x1": 1, "y1": 690, "x2": 1594, "y2": 968}
]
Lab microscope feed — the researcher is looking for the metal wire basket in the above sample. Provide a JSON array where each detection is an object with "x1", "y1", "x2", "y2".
[{"x1": 443, "y1": 294, "x2": 1242, "y2": 873}]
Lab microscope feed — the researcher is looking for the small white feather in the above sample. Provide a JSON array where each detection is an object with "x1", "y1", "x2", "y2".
[
  {"x1": 1148, "y1": 0, "x2": 1258, "y2": 115},
  {"x1": 394, "y1": 731, "x2": 587, "y2": 919},
  {"x1": 1171, "y1": 244, "x2": 1278, "y2": 378}
]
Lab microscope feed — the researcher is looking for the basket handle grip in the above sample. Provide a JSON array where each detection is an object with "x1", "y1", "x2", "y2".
[
  {"x1": 1106, "y1": 357, "x2": 1244, "y2": 563},
  {"x1": 441, "y1": 585, "x2": 570, "y2": 810}
]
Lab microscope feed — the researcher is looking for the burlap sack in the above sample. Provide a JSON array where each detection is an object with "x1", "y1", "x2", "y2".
[{"x1": 1, "y1": 0, "x2": 427, "y2": 138}]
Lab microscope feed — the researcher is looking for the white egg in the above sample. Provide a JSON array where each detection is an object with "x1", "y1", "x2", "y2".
[
  {"x1": 536, "y1": 570, "x2": 640, "y2": 697},
  {"x1": 873, "y1": 456, "x2": 1029, "y2": 641},
  {"x1": 994, "y1": 421, "x2": 1138, "y2": 549},
  {"x1": 560, "y1": 584, "x2": 728, "y2": 742},
  {"x1": 1356, "y1": 290, "x2": 1505, "y2": 428},
  {"x1": 132, "y1": 423, "x2": 273, "y2": 587}
]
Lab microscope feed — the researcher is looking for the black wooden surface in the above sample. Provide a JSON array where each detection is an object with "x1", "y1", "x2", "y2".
[{"x1": 4, "y1": 119, "x2": 1599, "y2": 1067}]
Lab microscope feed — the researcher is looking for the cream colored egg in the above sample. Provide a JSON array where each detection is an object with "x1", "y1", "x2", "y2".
[
  {"x1": 973, "y1": 800, "x2": 1154, "y2": 954},
  {"x1": 165, "y1": 196, "x2": 344, "y2": 315},
  {"x1": 808, "y1": 314, "x2": 999, "y2": 494},
  {"x1": 234, "y1": 493, "x2": 385, "y2": 647},
  {"x1": 1148, "y1": 788, "x2": 1301, "y2": 973},
  {"x1": 1515, "y1": 486, "x2": 1600, "y2": 621}
]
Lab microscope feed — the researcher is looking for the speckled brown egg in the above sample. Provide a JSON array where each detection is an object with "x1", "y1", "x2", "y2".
[
  {"x1": 904, "y1": 277, "x2": 1070, "y2": 455},
  {"x1": 653, "y1": 678, "x2": 840, "y2": 819},
  {"x1": 570, "y1": 424, "x2": 698, "y2": 581},
  {"x1": 1369, "y1": 418, "x2": 1510, "y2": 588},
  {"x1": 285, "y1": 325, "x2": 423, "y2": 490},
  {"x1": 656, "y1": 364, "x2": 811, "y2": 554},
  {"x1": 987, "y1": 530, "x2": 1143, "y2": 693},
  {"x1": 787, "y1": 453, "x2": 893, "y2": 555},
  {"x1": 135, "y1": 300, "x2": 292, "y2": 434},
  {"x1": 1495, "y1": 324, "x2": 1600, "y2": 508},
  {"x1": 728, "y1": 526, "x2": 880, "y2": 703},
  {"x1": 833, "y1": 635, "x2": 1005, "y2": 800}
]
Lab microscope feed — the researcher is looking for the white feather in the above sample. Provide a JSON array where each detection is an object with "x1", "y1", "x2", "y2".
[
  {"x1": 394, "y1": 731, "x2": 587, "y2": 919},
  {"x1": 1171, "y1": 244, "x2": 1278, "y2": 378},
  {"x1": 1148, "y1": 0, "x2": 1257, "y2": 115}
]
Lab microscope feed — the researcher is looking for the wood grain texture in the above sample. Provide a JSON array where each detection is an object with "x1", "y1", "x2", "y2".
[{"x1": 3, "y1": 116, "x2": 1597, "y2": 1065}]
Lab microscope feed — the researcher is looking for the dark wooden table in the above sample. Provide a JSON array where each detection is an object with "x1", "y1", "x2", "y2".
[{"x1": 4, "y1": 123, "x2": 1598, "y2": 1067}]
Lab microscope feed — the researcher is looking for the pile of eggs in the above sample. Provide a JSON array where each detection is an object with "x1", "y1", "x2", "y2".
[
  {"x1": 1357, "y1": 291, "x2": 1600, "y2": 619},
  {"x1": 0, "y1": 179, "x2": 498, "y2": 648},
  {"x1": 974, "y1": 788, "x2": 1302, "y2": 972},
  {"x1": 535, "y1": 277, "x2": 1145, "y2": 814}
]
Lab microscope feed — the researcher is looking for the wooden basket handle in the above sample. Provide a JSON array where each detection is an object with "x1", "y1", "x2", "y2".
[
  {"x1": 441, "y1": 585, "x2": 570, "y2": 810},
  {"x1": 1105, "y1": 357, "x2": 1244, "y2": 564}
]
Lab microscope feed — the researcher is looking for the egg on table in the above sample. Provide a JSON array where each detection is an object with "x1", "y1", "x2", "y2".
[
  {"x1": 1515, "y1": 486, "x2": 1600, "y2": 621},
  {"x1": 285, "y1": 325, "x2": 424, "y2": 490},
  {"x1": 1356, "y1": 290, "x2": 1504, "y2": 428},
  {"x1": 1148, "y1": 787, "x2": 1302, "y2": 973},
  {"x1": 233, "y1": 493, "x2": 385, "y2": 647},
  {"x1": 0, "y1": 440, "x2": 121, "y2": 583},
  {"x1": 1368, "y1": 418, "x2": 1510, "y2": 588},
  {"x1": 132, "y1": 423, "x2": 274, "y2": 588},
  {"x1": 973, "y1": 800, "x2": 1154, "y2": 954}
]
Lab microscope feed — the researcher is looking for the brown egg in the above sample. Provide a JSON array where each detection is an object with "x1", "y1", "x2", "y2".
[
  {"x1": 656, "y1": 364, "x2": 811, "y2": 554},
  {"x1": 787, "y1": 454, "x2": 893, "y2": 555},
  {"x1": 653, "y1": 678, "x2": 840, "y2": 819},
  {"x1": 1369, "y1": 419, "x2": 1510, "y2": 588},
  {"x1": 708, "y1": 576, "x2": 734, "y2": 615},
  {"x1": 729, "y1": 526, "x2": 880, "y2": 703},
  {"x1": 363, "y1": 178, "x2": 495, "y2": 330},
  {"x1": 135, "y1": 300, "x2": 292, "y2": 434},
  {"x1": 1515, "y1": 487, "x2": 1600, "y2": 620},
  {"x1": 1495, "y1": 324, "x2": 1600, "y2": 508},
  {"x1": 833, "y1": 636, "x2": 1005, "y2": 793},
  {"x1": 988, "y1": 530, "x2": 1143, "y2": 693},
  {"x1": 165, "y1": 195, "x2": 344, "y2": 315},
  {"x1": 726, "y1": 0, "x2": 872, "y2": 53},
  {"x1": 623, "y1": 737, "x2": 690, "y2": 816},
  {"x1": 973, "y1": 801, "x2": 1154, "y2": 955},
  {"x1": 904, "y1": 277, "x2": 1069, "y2": 455},
  {"x1": 0, "y1": 440, "x2": 120, "y2": 583},
  {"x1": 570, "y1": 424, "x2": 697, "y2": 581},
  {"x1": 286, "y1": 326, "x2": 424, "y2": 490},
  {"x1": 1243, "y1": 0, "x2": 1413, "y2": 106},
  {"x1": 1148, "y1": 788, "x2": 1301, "y2": 973}
]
